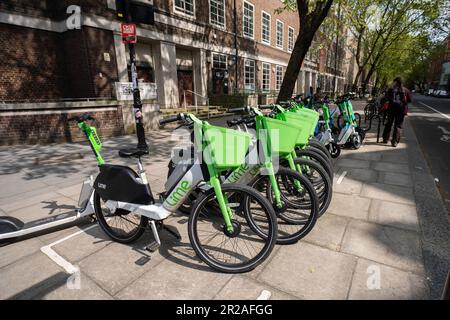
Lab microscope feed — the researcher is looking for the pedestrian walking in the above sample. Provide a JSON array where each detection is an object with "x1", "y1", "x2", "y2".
[{"x1": 382, "y1": 77, "x2": 412, "y2": 147}]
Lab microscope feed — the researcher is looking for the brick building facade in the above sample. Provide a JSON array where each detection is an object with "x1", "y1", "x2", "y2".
[{"x1": 0, "y1": 0, "x2": 357, "y2": 144}]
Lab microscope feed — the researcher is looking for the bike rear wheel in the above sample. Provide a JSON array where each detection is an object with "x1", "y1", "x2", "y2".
[{"x1": 94, "y1": 191, "x2": 148, "y2": 244}]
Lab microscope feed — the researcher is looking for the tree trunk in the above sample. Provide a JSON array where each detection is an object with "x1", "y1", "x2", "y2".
[
  {"x1": 277, "y1": 30, "x2": 314, "y2": 102},
  {"x1": 276, "y1": 0, "x2": 334, "y2": 102},
  {"x1": 362, "y1": 63, "x2": 376, "y2": 93},
  {"x1": 352, "y1": 68, "x2": 363, "y2": 90}
]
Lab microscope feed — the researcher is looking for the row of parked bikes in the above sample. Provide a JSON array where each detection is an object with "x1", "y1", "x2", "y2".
[{"x1": 0, "y1": 95, "x2": 371, "y2": 274}]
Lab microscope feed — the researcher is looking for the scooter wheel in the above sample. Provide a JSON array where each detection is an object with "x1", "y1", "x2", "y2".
[
  {"x1": 356, "y1": 127, "x2": 366, "y2": 141},
  {"x1": 328, "y1": 142, "x2": 341, "y2": 158},
  {"x1": 351, "y1": 134, "x2": 362, "y2": 149}
]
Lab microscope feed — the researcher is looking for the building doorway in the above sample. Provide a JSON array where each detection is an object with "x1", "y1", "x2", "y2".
[{"x1": 178, "y1": 69, "x2": 194, "y2": 107}]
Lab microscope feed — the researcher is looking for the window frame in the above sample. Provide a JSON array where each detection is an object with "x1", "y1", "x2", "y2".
[
  {"x1": 209, "y1": 0, "x2": 226, "y2": 29},
  {"x1": 242, "y1": 0, "x2": 255, "y2": 39},
  {"x1": 276, "y1": 19, "x2": 284, "y2": 49},
  {"x1": 244, "y1": 58, "x2": 256, "y2": 92},
  {"x1": 212, "y1": 52, "x2": 227, "y2": 70},
  {"x1": 276, "y1": 65, "x2": 283, "y2": 91},
  {"x1": 174, "y1": 0, "x2": 195, "y2": 18},
  {"x1": 262, "y1": 62, "x2": 271, "y2": 92},
  {"x1": 288, "y1": 26, "x2": 294, "y2": 52},
  {"x1": 261, "y1": 11, "x2": 271, "y2": 45}
]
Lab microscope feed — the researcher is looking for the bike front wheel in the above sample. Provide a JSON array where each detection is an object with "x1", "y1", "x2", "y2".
[{"x1": 188, "y1": 184, "x2": 277, "y2": 273}]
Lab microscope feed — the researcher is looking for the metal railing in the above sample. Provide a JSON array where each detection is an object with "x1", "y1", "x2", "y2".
[{"x1": 183, "y1": 90, "x2": 211, "y2": 118}]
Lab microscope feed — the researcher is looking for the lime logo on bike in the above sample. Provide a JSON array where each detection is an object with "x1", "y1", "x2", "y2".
[
  {"x1": 92, "y1": 131, "x2": 101, "y2": 146},
  {"x1": 227, "y1": 163, "x2": 250, "y2": 183},
  {"x1": 165, "y1": 180, "x2": 191, "y2": 207}
]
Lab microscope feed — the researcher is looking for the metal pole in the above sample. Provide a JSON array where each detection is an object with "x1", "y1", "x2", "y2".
[
  {"x1": 233, "y1": 0, "x2": 238, "y2": 93},
  {"x1": 333, "y1": 1, "x2": 341, "y2": 98},
  {"x1": 125, "y1": 0, "x2": 148, "y2": 151}
]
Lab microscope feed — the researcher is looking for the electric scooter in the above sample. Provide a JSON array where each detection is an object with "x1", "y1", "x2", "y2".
[
  {"x1": 314, "y1": 97, "x2": 341, "y2": 158},
  {"x1": 335, "y1": 96, "x2": 365, "y2": 149},
  {"x1": 0, "y1": 115, "x2": 96, "y2": 241}
]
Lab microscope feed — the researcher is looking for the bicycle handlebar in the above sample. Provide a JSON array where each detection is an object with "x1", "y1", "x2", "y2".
[
  {"x1": 228, "y1": 106, "x2": 251, "y2": 113},
  {"x1": 68, "y1": 113, "x2": 95, "y2": 123},
  {"x1": 227, "y1": 116, "x2": 255, "y2": 127}
]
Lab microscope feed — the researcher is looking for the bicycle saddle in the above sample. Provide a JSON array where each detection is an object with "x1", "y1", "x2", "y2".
[{"x1": 118, "y1": 148, "x2": 149, "y2": 158}]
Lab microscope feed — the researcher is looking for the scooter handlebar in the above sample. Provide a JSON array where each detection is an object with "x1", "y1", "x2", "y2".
[
  {"x1": 159, "y1": 113, "x2": 185, "y2": 125},
  {"x1": 228, "y1": 106, "x2": 251, "y2": 113},
  {"x1": 68, "y1": 113, "x2": 95, "y2": 123}
]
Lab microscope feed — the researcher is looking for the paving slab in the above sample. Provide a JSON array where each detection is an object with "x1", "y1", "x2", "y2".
[
  {"x1": 35, "y1": 272, "x2": 113, "y2": 300},
  {"x1": 0, "y1": 252, "x2": 67, "y2": 299},
  {"x1": 372, "y1": 162, "x2": 409, "y2": 174},
  {"x1": 79, "y1": 231, "x2": 176, "y2": 296},
  {"x1": 0, "y1": 237, "x2": 44, "y2": 269},
  {"x1": 381, "y1": 152, "x2": 409, "y2": 164},
  {"x1": 303, "y1": 213, "x2": 348, "y2": 251},
  {"x1": 55, "y1": 183, "x2": 83, "y2": 200},
  {"x1": 333, "y1": 177, "x2": 363, "y2": 195},
  {"x1": 348, "y1": 258, "x2": 429, "y2": 300},
  {"x1": 257, "y1": 242, "x2": 357, "y2": 299},
  {"x1": 0, "y1": 178, "x2": 51, "y2": 200},
  {"x1": 378, "y1": 171, "x2": 413, "y2": 187},
  {"x1": 0, "y1": 191, "x2": 63, "y2": 214},
  {"x1": 334, "y1": 167, "x2": 378, "y2": 183},
  {"x1": 6, "y1": 195, "x2": 78, "y2": 223},
  {"x1": 341, "y1": 220, "x2": 424, "y2": 274},
  {"x1": 368, "y1": 200, "x2": 419, "y2": 232},
  {"x1": 0, "y1": 185, "x2": 59, "y2": 206},
  {"x1": 214, "y1": 276, "x2": 296, "y2": 300},
  {"x1": 115, "y1": 244, "x2": 233, "y2": 299},
  {"x1": 327, "y1": 193, "x2": 371, "y2": 220},
  {"x1": 346, "y1": 152, "x2": 382, "y2": 161},
  {"x1": 360, "y1": 183, "x2": 415, "y2": 205},
  {"x1": 335, "y1": 158, "x2": 370, "y2": 169},
  {"x1": 53, "y1": 226, "x2": 112, "y2": 263}
]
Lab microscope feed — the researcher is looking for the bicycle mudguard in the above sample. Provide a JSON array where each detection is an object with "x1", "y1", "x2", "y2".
[{"x1": 94, "y1": 164, "x2": 154, "y2": 205}]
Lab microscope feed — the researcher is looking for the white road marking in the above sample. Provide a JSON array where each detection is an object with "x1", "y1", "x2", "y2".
[
  {"x1": 256, "y1": 290, "x2": 272, "y2": 300},
  {"x1": 40, "y1": 223, "x2": 98, "y2": 274},
  {"x1": 419, "y1": 102, "x2": 450, "y2": 120},
  {"x1": 337, "y1": 171, "x2": 347, "y2": 185}
]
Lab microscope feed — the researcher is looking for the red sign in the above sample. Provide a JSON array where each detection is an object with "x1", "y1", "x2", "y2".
[{"x1": 121, "y1": 23, "x2": 137, "y2": 44}]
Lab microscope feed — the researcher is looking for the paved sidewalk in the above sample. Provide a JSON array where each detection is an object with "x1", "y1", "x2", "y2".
[{"x1": 0, "y1": 104, "x2": 448, "y2": 300}]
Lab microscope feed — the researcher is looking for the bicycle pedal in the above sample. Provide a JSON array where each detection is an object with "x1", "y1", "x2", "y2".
[{"x1": 144, "y1": 241, "x2": 160, "y2": 252}]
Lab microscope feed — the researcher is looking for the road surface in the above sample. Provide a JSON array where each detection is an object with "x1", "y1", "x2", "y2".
[{"x1": 408, "y1": 94, "x2": 450, "y2": 212}]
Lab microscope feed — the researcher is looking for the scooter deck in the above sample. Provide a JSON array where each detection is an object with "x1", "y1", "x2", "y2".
[{"x1": 0, "y1": 211, "x2": 80, "y2": 240}]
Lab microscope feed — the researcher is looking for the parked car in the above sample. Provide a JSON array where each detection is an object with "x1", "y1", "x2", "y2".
[{"x1": 437, "y1": 90, "x2": 449, "y2": 98}]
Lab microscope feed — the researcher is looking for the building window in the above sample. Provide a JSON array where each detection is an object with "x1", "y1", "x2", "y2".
[
  {"x1": 288, "y1": 27, "x2": 294, "y2": 52},
  {"x1": 261, "y1": 11, "x2": 271, "y2": 45},
  {"x1": 210, "y1": 0, "x2": 225, "y2": 28},
  {"x1": 262, "y1": 63, "x2": 270, "y2": 91},
  {"x1": 243, "y1": 1, "x2": 254, "y2": 39},
  {"x1": 244, "y1": 59, "x2": 255, "y2": 91},
  {"x1": 174, "y1": 0, "x2": 195, "y2": 16},
  {"x1": 276, "y1": 65, "x2": 283, "y2": 91},
  {"x1": 276, "y1": 20, "x2": 284, "y2": 49},
  {"x1": 212, "y1": 53, "x2": 227, "y2": 69}
]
